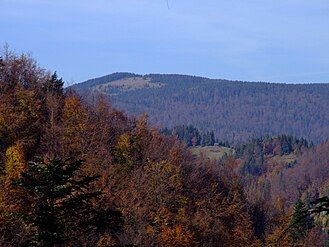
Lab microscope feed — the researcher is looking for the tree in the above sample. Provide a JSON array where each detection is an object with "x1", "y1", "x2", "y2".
[
  {"x1": 61, "y1": 94, "x2": 89, "y2": 157},
  {"x1": 288, "y1": 199, "x2": 313, "y2": 244},
  {"x1": 43, "y1": 72, "x2": 64, "y2": 95},
  {"x1": 4, "y1": 143, "x2": 26, "y2": 179},
  {"x1": 12, "y1": 158, "x2": 122, "y2": 246},
  {"x1": 201, "y1": 131, "x2": 215, "y2": 146}
]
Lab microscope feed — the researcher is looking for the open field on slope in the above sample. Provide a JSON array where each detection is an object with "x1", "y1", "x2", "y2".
[{"x1": 190, "y1": 146, "x2": 234, "y2": 160}]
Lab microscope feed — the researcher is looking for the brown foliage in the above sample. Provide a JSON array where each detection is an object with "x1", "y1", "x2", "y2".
[{"x1": 0, "y1": 49, "x2": 327, "y2": 246}]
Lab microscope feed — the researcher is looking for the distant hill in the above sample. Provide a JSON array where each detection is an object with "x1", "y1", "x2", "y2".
[{"x1": 70, "y1": 73, "x2": 329, "y2": 143}]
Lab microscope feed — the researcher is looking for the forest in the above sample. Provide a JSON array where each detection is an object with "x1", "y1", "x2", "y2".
[
  {"x1": 72, "y1": 73, "x2": 329, "y2": 144},
  {"x1": 1, "y1": 50, "x2": 329, "y2": 246},
  {"x1": 160, "y1": 125, "x2": 218, "y2": 147}
]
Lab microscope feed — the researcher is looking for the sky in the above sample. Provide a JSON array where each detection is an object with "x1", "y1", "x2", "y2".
[{"x1": 1, "y1": 0, "x2": 329, "y2": 84}]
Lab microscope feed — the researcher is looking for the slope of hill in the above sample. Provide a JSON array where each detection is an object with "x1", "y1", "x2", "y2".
[
  {"x1": 190, "y1": 145, "x2": 234, "y2": 161},
  {"x1": 2, "y1": 50, "x2": 329, "y2": 246},
  {"x1": 71, "y1": 73, "x2": 329, "y2": 143}
]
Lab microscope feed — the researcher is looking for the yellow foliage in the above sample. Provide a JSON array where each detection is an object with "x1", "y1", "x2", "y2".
[
  {"x1": 17, "y1": 90, "x2": 40, "y2": 118},
  {"x1": 265, "y1": 215, "x2": 292, "y2": 247},
  {"x1": 135, "y1": 113, "x2": 148, "y2": 138},
  {"x1": 62, "y1": 95, "x2": 88, "y2": 136},
  {"x1": 5, "y1": 143, "x2": 26, "y2": 179},
  {"x1": 143, "y1": 161, "x2": 183, "y2": 206},
  {"x1": 62, "y1": 95, "x2": 89, "y2": 153},
  {"x1": 96, "y1": 233, "x2": 116, "y2": 246},
  {"x1": 158, "y1": 225, "x2": 195, "y2": 247},
  {"x1": 144, "y1": 161, "x2": 181, "y2": 185},
  {"x1": 117, "y1": 134, "x2": 131, "y2": 153},
  {"x1": 152, "y1": 206, "x2": 171, "y2": 226},
  {"x1": 114, "y1": 133, "x2": 135, "y2": 173},
  {"x1": 146, "y1": 225, "x2": 156, "y2": 236}
]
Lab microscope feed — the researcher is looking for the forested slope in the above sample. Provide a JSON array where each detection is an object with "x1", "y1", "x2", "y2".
[
  {"x1": 0, "y1": 50, "x2": 263, "y2": 246},
  {"x1": 2, "y1": 51, "x2": 329, "y2": 246},
  {"x1": 72, "y1": 73, "x2": 329, "y2": 144}
]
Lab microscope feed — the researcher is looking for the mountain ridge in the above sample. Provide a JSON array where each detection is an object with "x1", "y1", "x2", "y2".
[
  {"x1": 70, "y1": 72, "x2": 329, "y2": 144},
  {"x1": 74, "y1": 72, "x2": 329, "y2": 88}
]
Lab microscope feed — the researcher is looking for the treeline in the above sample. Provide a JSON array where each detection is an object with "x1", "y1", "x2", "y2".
[
  {"x1": 161, "y1": 125, "x2": 230, "y2": 147},
  {"x1": 0, "y1": 50, "x2": 257, "y2": 246},
  {"x1": 235, "y1": 135, "x2": 311, "y2": 176},
  {"x1": 0, "y1": 50, "x2": 329, "y2": 246},
  {"x1": 73, "y1": 73, "x2": 329, "y2": 144}
]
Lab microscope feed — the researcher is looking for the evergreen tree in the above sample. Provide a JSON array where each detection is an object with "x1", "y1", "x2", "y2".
[
  {"x1": 13, "y1": 158, "x2": 122, "y2": 246},
  {"x1": 209, "y1": 130, "x2": 215, "y2": 146},
  {"x1": 280, "y1": 135, "x2": 292, "y2": 155},
  {"x1": 201, "y1": 131, "x2": 215, "y2": 146},
  {"x1": 201, "y1": 132, "x2": 208, "y2": 146},
  {"x1": 289, "y1": 199, "x2": 313, "y2": 244},
  {"x1": 43, "y1": 72, "x2": 64, "y2": 95}
]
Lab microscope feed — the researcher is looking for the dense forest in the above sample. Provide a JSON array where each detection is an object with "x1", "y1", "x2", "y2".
[
  {"x1": 72, "y1": 73, "x2": 329, "y2": 144},
  {"x1": 161, "y1": 125, "x2": 219, "y2": 147},
  {"x1": 1, "y1": 51, "x2": 329, "y2": 246}
]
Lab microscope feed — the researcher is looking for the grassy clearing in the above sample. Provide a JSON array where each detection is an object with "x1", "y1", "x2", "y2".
[{"x1": 190, "y1": 146, "x2": 234, "y2": 160}]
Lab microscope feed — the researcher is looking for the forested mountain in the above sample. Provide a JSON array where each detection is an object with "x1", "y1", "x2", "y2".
[
  {"x1": 72, "y1": 73, "x2": 329, "y2": 144},
  {"x1": 2, "y1": 51, "x2": 329, "y2": 246}
]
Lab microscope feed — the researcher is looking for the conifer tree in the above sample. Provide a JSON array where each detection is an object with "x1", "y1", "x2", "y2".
[
  {"x1": 289, "y1": 199, "x2": 313, "y2": 244},
  {"x1": 44, "y1": 72, "x2": 64, "y2": 95},
  {"x1": 13, "y1": 158, "x2": 122, "y2": 246}
]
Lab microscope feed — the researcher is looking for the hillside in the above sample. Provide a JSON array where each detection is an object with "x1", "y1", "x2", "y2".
[
  {"x1": 71, "y1": 73, "x2": 329, "y2": 144},
  {"x1": 2, "y1": 50, "x2": 329, "y2": 246},
  {"x1": 190, "y1": 145, "x2": 234, "y2": 161}
]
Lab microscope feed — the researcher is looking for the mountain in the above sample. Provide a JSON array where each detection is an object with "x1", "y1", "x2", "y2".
[
  {"x1": 71, "y1": 73, "x2": 329, "y2": 144},
  {"x1": 3, "y1": 51, "x2": 329, "y2": 246}
]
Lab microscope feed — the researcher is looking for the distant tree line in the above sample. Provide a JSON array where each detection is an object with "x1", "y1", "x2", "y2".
[
  {"x1": 161, "y1": 125, "x2": 231, "y2": 147},
  {"x1": 235, "y1": 134, "x2": 311, "y2": 176}
]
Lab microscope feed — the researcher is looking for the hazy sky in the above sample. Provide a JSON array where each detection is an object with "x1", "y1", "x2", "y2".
[{"x1": 1, "y1": 0, "x2": 329, "y2": 84}]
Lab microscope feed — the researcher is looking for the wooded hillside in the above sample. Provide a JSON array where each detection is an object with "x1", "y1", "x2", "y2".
[
  {"x1": 1, "y1": 51, "x2": 329, "y2": 246},
  {"x1": 72, "y1": 73, "x2": 329, "y2": 144}
]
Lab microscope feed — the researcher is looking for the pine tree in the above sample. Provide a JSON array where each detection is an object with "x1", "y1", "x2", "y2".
[
  {"x1": 13, "y1": 158, "x2": 122, "y2": 246},
  {"x1": 289, "y1": 199, "x2": 313, "y2": 244},
  {"x1": 43, "y1": 72, "x2": 64, "y2": 95},
  {"x1": 209, "y1": 130, "x2": 215, "y2": 146}
]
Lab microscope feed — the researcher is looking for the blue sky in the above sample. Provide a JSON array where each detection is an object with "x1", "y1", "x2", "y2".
[{"x1": 1, "y1": 0, "x2": 329, "y2": 84}]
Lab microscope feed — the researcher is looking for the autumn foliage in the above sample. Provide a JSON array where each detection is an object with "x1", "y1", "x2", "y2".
[{"x1": 0, "y1": 50, "x2": 328, "y2": 246}]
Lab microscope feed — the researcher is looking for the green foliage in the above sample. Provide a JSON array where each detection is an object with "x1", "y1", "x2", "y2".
[
  {"x1": 235, "y1": 134, "x2": 309, "y2": 176},
  {"x1": 163, "y1": 125, "x2": 201, "y2": 146},
  {"x1": 201, "y1": 130, "x2": 215, "y2": 147},
  {"x1": 289, "y1": 199, "x2": 313, "y2": 243},
  {"x1": 112, "y1": 133, "x2": 143, "y2": 175},
  {"x1": 43, "y1": 72, "x2": 64, "y2": 95},
  {"x1": 161, "y1": 125, "x2": 217, "y2": 147},
  {"x1": 13, "y1": 158, "x2": 122, "y2": 246}
]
